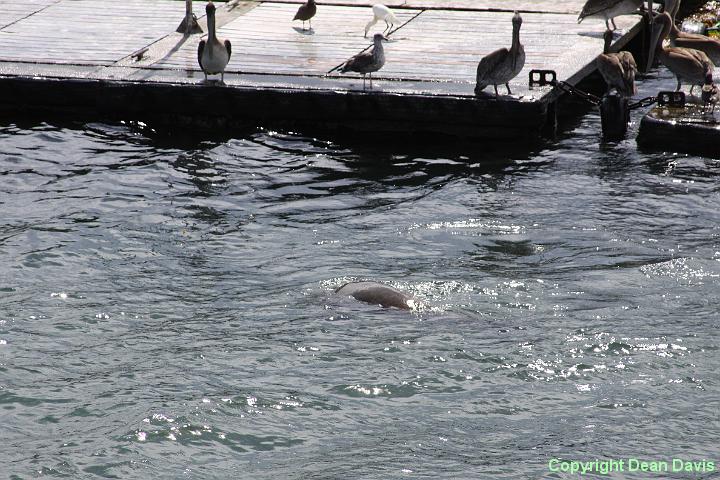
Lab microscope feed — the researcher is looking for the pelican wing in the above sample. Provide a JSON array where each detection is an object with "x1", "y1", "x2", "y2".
[
  {"x1": 663, "y1": 47, "x2": 710, "y2": 83},
  {"x1": 197, "y1": 39, "x2": 206, "y2": 70},
  {"x1": 674, "y1": 36, "x2": 720, "y2": 65},
  {"x1": 679, "y1": 46, "x2": 715, "y2": 70},
  {"x1": 617, "y1": 51, "x2": 637, "y2": 71},
  {"x1": 617, "y1": 51, "x2": 637, "y2": 94},
  {"x1": 597, "y1": 53, "x2": 627, "y2": 93},
  {"x1": 624, "y1": 64, "x2": 637, "y2": 94},
  {"x1": 476, "y1": 47, "x2": 509, "y2": 87}
]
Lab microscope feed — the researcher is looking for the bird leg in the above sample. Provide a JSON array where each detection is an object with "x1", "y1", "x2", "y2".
[
  {"x1": 309, "y1": 19, "x2": 312, "y2": 30},
  {"x1": 676, "y1": 77, "x2": 681, "y2": 91},
  {"x1": 362, "y1": 74, "x2": 366, "y2": 90},
  {"x1": 369, "y1": 72, "x2": 373, "y2": 89},
  {"x1": 493, "y1": 84, "x2": 499, "y2": 96},
  {"x1": 611, "y1": 18, "x2": 618, "y2": 30},
  {"x1": 221, "y1": 72, "x2": 225, "y2": 83},
  {"x1": 505, "y1": 83, "x2": 512, "y2": 95},
  {"x1": 605, "y1": 19, "x2": 611, "y2": 30}
]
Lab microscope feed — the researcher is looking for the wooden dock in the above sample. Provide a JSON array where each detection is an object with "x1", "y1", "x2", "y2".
[{"x1": 0, "y1": 0, "x2": 647, "y2": 139}]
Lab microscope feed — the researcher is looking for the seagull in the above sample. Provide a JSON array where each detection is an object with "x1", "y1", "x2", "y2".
[
  {"x1": 340, "y1": 33, "x2": 388, "y2": 90},
  {"x1": 198, "y1": 2, "x2": 231, "y2": 82},
  {"x1": 596, "y1": 29, "x2": 638, "y2": 96},
  {"x1": 578, "y1": 0, "x2": 645, "y2": 31},
  {"x1": 475, "y1": 11, "x2": 525, "y2": 96},
  {"x1": 293, "y1": 0, "x2": 317, "y2": 31},
  {"x1": 649, "y1": 12, "x2": 714, "y2": 94},
  {"x1": 364, "y1": 4, "x2": 400, "y2": 38}
]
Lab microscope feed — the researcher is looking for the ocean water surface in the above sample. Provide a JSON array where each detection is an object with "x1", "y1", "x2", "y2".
[{"x1": 1, "y1": 70, "x2": 719, "y2": 478}]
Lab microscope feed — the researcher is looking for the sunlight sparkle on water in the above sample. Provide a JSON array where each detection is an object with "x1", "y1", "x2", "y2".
[{"x1": 410, "y1": 219, "x2": 524, "y2": 235}]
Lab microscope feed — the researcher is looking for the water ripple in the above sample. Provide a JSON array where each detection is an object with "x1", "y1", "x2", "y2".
[{"x1": 2, "y1": 69, "x2": 720, "y2": 478}]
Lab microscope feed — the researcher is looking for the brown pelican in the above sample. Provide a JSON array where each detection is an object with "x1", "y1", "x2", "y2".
[
  {"x1": 335, "y1": 281, "x2": 418, "y2": 310},
  {"x1": 365, "y1": 4, "x2": 400, "y2": 38},
  {"x1": 664, "y1": 0, "x2": 710, "y2": 41},
  {"x1": 340, "y1": 33, "x2": 388, "y2": 90},
  {"x1": 664, "y1": 0, "x2": 681, "y2": 20},
  {"x1": 293, "y1": 0, "x2": 317, "y2": 31},
  {"x1": 198, "y1": 2, "x2": 231, "y2": 82},
  {"x1": 670, "y1": 26, "x2": 720, "y2": 65},
  {"x1": 475, "y1": 11, "x2": 525, "y2": 96},
  {"x1": 596, "y1": 29, "x2": 638, "y2": 96},
  {"x1": 578, "y1": 0, "x2": 644, "y2": 30},
  {"x1": 663, "y1": 0, "x2": 720, "y2": 65},
  {"x1": 650, "y1": 12, "x2": 714, "y2": 93}
]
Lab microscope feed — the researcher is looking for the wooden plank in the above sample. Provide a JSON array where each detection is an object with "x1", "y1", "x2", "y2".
[
  {"x1": 152, "y1": 3, "x2": 421, "y2": 75},
  {"x1": 260, "y1": 0, "x2": 590, "y2": 14},
  {"x1": 0, "y1": 0, "x2": 58, "y2": 30},
  {"x1": 0, "y1": 0, "x2": 205, "y2": 65}
]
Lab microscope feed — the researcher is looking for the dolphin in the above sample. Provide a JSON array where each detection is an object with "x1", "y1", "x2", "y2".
[{"x1": 334, "y1": 281, "x2": 418, "y2": 310}]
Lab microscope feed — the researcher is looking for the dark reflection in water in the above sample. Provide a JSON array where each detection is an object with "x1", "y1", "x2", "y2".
[{"x1": 1, "y1": 69, "x2": 720, "y2": 479}]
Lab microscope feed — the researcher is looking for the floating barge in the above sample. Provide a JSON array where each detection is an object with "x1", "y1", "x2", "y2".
[
  {"x1": 0, "y1": 0, "x2": 647, "y2": 139},
  {"x1": 638, "y1": 94, "x2": 720, "y2": 156}
]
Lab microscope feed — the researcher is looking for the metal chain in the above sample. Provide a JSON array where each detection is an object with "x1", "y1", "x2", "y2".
[
  {"x1": 552, "y1": 80, "x2": 602, "y2": 106},
  {"x1": 628, "y1": 96, "x2": 658, "y2": 110},
  {"x1": 557, "y1": 83, "x2": 657, "y2": 111},
  {"x1": 529, "y1": 71, "x2": 657, "y2": 110}
]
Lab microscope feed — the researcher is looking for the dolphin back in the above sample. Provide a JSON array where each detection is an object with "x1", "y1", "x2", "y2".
[{"x1": 335, "y1": 281, "x2": 416, "y2": 310}]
